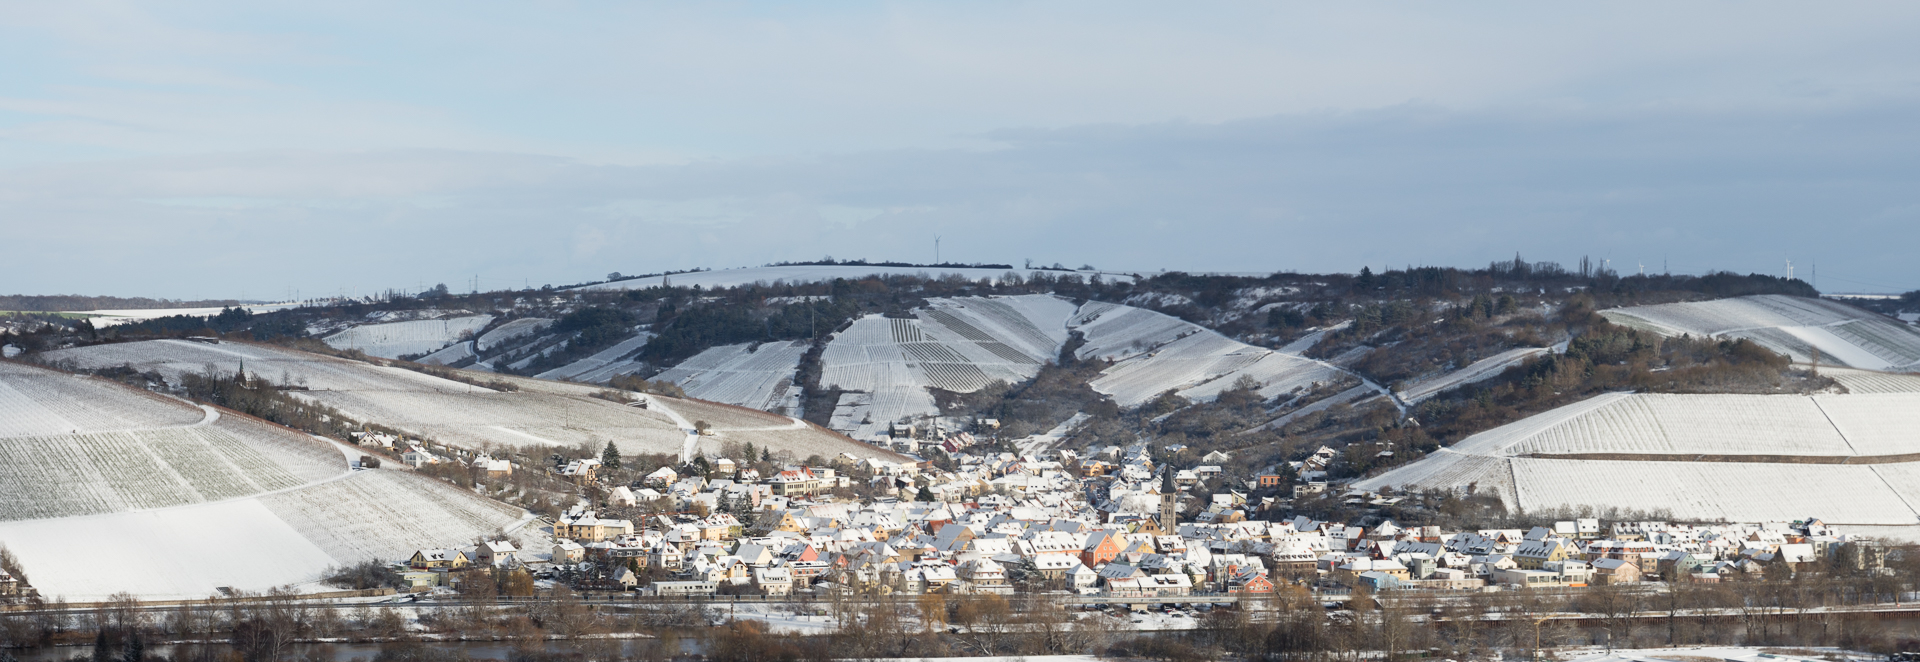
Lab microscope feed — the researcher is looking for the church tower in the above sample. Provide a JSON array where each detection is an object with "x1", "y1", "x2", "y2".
[{"x1": 1159, "y1": 467, "x2": 1178, "y2": 534}]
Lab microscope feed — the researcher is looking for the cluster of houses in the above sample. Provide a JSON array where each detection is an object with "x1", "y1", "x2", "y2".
[
  {"x1": 1314, "y1": 515, "x2": 1884, "y2": 592},
  {"x1": 393, "y1": 433, "x2": 1885, "y2": 601}
]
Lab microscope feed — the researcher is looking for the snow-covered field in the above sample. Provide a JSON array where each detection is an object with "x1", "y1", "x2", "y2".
[
  {"x1": 323, "y1": 315, "x2": 495, "y2": 359},
  {"x1": 0, "y1": 361, "x2": 204, "y2": 436},
  {"x1": 477, "y1": 318, "x2": 553, "y2": 352},
  {"x1": 813, "y1": 295, "x2": 1357, "y2": 436},
  {"x1": 1602, "y1": 295, "x2": 1920, "y2": 371},
  {"x1": 1394, "y1": 347, "x2": 1550, "y2": 404},
  {"x1": 821, "y1": 296, "x2": 1077, "y2": 438},
  {"x1": 571, "y1": 265, "x2": 1132, "y2": 292},
  {"x1": 0, "y1": 359, "x2": 529, "y2": 600},
  {"x1": 1070, "y1": 302, "x2": 1346, "y2": 407},
  {"x1": 70, "y1": 302, "x2": 304, "y2": 328},
  {"x1": 534, "y1": 330, "x2": 653, "y2": 383},
  {"x1": 0, "y1": 469, "x2": 527, "y2": 600},
  {"x1": 654, "y1": 341, "x2": 809, "y2": 411},
  {"x1": 0, "y1": 361, "x2": 348, "y2": 521},
  {"x1": 1355, "y1": 390, "x2": 1920, "y2": 527},
  {"x1": 42, "y1": 339, "x2": 895, "y2": 462},
  {"x1": 1826, "y1": 367, "x2": 1920, "y2": 393}
]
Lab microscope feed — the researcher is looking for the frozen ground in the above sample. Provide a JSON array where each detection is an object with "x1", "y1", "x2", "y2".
[
  {"x1": 571, "y1": 265, "x2": 1133, "y2": 292},
  {"x1": 1602, "y1": 295, "x2": 1920, "y2": 371},
  {"x1": 324, "y1": 315, "x2": 495, "y2": 360},
  {"x1": 1355, "y1": 389, "x2": 1920, "y2": 526}
]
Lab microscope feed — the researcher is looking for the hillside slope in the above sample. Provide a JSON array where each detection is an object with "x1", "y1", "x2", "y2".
[
  {"x1": 1602, "y1": 295, "x2": 1920, "y2": 371},
  {"x1": 0, "y1": 359, "x2": 527, "y2": 600},
  {"x1": 1353, "y1": 389, "x2": 1920, "y2": 527}
]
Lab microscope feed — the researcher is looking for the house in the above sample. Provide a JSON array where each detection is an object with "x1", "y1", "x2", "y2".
[
  {"x1": 1591, "y1": 558, "x2": 1642, "y2": 584},
  {"x1": 1258, "y1": 474, "x2": 1284, "y2": 488},
  {"x1": 560, "y1": 459, "x2": 601, "y2": 485},
  {"x1": 0, "y1": 568, "x2": 20, "y2": 599},
  {"x1": 753, "y1": 566, "x2": 795, "y2": 596},
  {"x1": 645, "y1": 466, "x2": 678, "y2": 487},
  {"x1": 1081, "y1": 530, "x2": 1124, "y2": 568},
  {"x1": 713, "y1": 458, "x2": 738, "y2": 474},
  {"x1": 553, "y1": 540, "x2": 587, "y2": 564},
  {"x1": 408, "y1": 549, "x2": 470, "y2": 570},
  {"x1": 1513, "y1": 539, "x2": 1575, "y2": 570},
  {"x1": 474, "y1": 540, "x2": 519, "y2": 568}
]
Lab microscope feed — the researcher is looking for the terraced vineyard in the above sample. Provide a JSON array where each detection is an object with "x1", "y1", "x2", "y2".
[
  {"x1": 1602, "y1": 295, "x2": 1920, "y2": 371},
  {"x1": 1355, "y1": 390, "x2": 1920, "y2": 527},
  {"x1": 323, "y1": 315, "x2": 495, "y2": 359},
  {"x1": 654, "y1": 341, "x2": 808, "y2": 411}
]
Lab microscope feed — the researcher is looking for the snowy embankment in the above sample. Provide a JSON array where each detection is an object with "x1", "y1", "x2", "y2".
[
  {"x1": 1602, "y1": 295, "x2": 1920, "y2": 371},
  {"x1": 323, "y1": 315, "x2": 495, "y2": 360},
  {"x1": 569, "y1": 265, "x2": 1133, "y2": 292},
  {"x1": 1354, "y1": 389, "x2": 1920, "y2": 531}
]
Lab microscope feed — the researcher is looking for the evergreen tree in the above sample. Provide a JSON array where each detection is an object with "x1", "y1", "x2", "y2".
[
  {"x1": 122, "y1": 636, "x2": 144, "y2": 662},
  {"x1": 761, "y1": 447, "x2": 772, "y2": 463},
  {"x1": 1357, "y1": 266, "x2": 1376, "y2": 290},
  {"x1": 600, "y1": 441, "x2": 622, "y2": 470},
  {"x1": 743, "y1": 442, "x2": 755, "y2": 463},
  {"x1": 915, "y1": 486, "x2": 936, "y2": 502}
]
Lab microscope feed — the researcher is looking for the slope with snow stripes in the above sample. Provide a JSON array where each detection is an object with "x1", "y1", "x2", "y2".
[
  {"x1": 0, "y1": 362, "x2": 204, "y2": 437},
  {"x1": 323, "y1": 315, "x2": 495, "y2": 360},
  {"x1": 1601, "y1": 295, "x2": 1920, "y2": 371},
  {"x1": 654, "y1": 341, "x2": 808, "y2": 411}
]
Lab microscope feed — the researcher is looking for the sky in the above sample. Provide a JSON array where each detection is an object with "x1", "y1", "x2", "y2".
[{"x1": 4, "y1": 2, "x2": 1919, "y2": 300}]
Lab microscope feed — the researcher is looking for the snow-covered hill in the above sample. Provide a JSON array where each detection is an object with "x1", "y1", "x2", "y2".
[
  {"x1": 1353, "y1": 389, "x2": 1920, "y2": 528},
  {"x1": 1602, "y1": 295, "x2": 1920, "y2": 371}
]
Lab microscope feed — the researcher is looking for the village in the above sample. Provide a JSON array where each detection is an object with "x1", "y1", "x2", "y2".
[{"x1": 386, "y1": 422, "x2": 1892, "y2": 609}]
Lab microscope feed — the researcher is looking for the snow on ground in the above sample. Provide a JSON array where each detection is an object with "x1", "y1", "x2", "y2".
[
  {"x1": 1394, "y1": 346, "x2": 1549, "y2": 404},
  {"x1": 323, "y1": 315, "x2": 495, "y2": 360},
  {"x1": 0, "y1": 468, "x2": 526, "y2": 601},
  {"x1": 1602, "y1": 295, "x2": 1920, "y2": 371},
  {"x1": 417, "y1": 341, "x2": 475, "y2": 366},
  {"x1": 477, "y1": 318, "x2": 553, "y2": 352},
  {"x1": 43, "y1": 339, "x2": 893, "y2": 462},
  {"x1": 1825, "y1": 366, "x2": 1920, "y2": 393},
  {"x1": 1070, "y1": 303, "x2": 1346, "y2": 408},
  {"x1": 822, "y1": 296, "x2": 1076, "y2": 439},
  {"x1": 534, "y1": 329, "x2": 653, "y2": 382},
  {"x1": 0, "y1": 361, "x2": 203, "y2": 437},
  {"x1": 570, "y1": 265, "x2": 1133, "y2": 292},
  {"x1": 1564, "y1": 646, "x2": 1873, "y2": 662},
  {"x1": 71, "y1": 302, "x2": 304, "y2": 328},
  {"x1": 654, "y1": 341, "x2": 809, "y2": 411},
  {"x1": 0, "y1": 361, "x2": 348, "y2": 521},
  {"x1": 1355, "y1": 389, "x2": 1920, "y2": 525}
]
